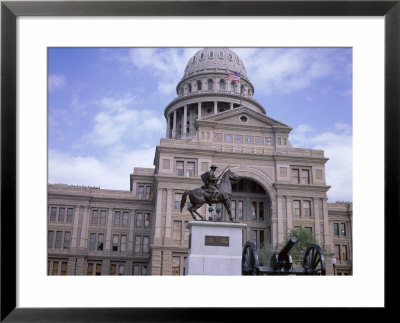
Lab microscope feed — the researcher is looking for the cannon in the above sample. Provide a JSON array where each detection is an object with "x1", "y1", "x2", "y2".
[{"x1": 242, "y1": 237, "x2": 326, "y2": 275}]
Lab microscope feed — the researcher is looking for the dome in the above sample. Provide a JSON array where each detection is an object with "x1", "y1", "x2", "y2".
[{"x1": 183, "y1": 48, "x2": 248, "y2": 80}]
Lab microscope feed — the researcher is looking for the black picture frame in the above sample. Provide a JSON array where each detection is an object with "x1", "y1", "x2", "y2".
[{"x1": 1, "y1": 1, "x2": 398, "y2": 321}]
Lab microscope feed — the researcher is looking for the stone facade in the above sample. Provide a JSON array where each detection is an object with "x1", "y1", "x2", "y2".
[{"x1": 48, "y1": 48, "x2": 352, "y2": 276}]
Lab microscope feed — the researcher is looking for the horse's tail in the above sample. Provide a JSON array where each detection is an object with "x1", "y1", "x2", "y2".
[{"x1": 180, "y1": 191, "x2": 189, "y2": 213}]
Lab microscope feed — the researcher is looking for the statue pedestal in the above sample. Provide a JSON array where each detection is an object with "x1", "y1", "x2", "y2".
[{"x1": 185, "y1": 221, "x2": 247, "y2": 275}]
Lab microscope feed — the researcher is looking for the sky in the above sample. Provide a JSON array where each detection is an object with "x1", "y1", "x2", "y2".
[{"x1": 48, "y1": 47, "x2": 352, "y2": 202}]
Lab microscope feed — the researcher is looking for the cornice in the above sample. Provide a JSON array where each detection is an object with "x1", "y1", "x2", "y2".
[{"x1": 273, "y1": 183, "x2": 331, "y2": 193}]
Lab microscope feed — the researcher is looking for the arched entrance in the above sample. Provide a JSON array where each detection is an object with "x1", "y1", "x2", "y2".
[{"x1": 220, "y1": 176, "x2": 273, "y2": 250}]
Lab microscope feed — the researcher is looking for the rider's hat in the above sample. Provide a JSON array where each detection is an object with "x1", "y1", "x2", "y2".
[{"x1": 210, "y1": 165, "x2": 218, "y2": 169}]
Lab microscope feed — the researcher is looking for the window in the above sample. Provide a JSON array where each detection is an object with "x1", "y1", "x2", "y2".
[
  {"x1": 260, "y1": 231, "x2": 265, "y2": 248},
  {"x1": 144, "y1": 213, "x2": 150, "y2": 228},
  {"x1": 138, "y1": 185, "x2": 144, "y2": 199},
  {"x1": 174, "y1": 193, "x2": 182, "y2": 209},
  {"x1": 187, "y1": 162, "x2": 195, "y2": 177},
  {"x1": 334, "y1": 223, "x2": 339, "y2": 236},
  {"x1": 120, "y1": 235, "x2": 127, "y2": 252},
  {"x1": 52, "y1": 262, "x2": 59, "y2": 275},
  {"x1": 141, "y1": 266, "x2": 147, "y2": 276},
  {"x1": 200, "y1": 52, "x2": 204, "y2": 60},
  {"x1": 176, "y1": 161, "x2": 184, "y2": 176},
  {"x1": 145, "y1": 186, "x2": 152, "y2": 199},
  {"x1": 219, "y1": 79, "x2": 225, "y2": 90},
  {"x1": 173, "y1": 221, "x2": 182, "y2": 241},
  {"x1": 63, "y1": 231, "x2": 71, "y2": 249},
  {"x1": 342, "y1": 245, "x2": 348, "y2": 261},
  {"x1": 292, "y1": 169, "x2": 300, "y2": 184},
  {"x1": 238, "y1": 201, "x2": 243, "y2": 219},
  {"x1": 66, "y1": 208, "x2": 73, "y2": 223},
  {"x1": 188, "y1": 83, "x2": 192, "y2": 93},
  {"x1": 122, "y1": 212, "x2": 129, "y2": 227},
  {"x1": 304, "y1": 227, "x2": 313, "y2": 233},
  {"x1": 98, "y1": 234, "x2": 104, "y2": 251},
  {"x1": 219, "y1": 51, "x2": 224, "y2": 59},
  {"x1": 231, "y1": 81, "x2": 237, "y2": 92},
  {"x1": 251, "y1": 230, "x2": 257, "y2": 247},
  {"x1": 112, "y1": 235, "x2": 119, "y2": 252},
  {"x1": 60, "y1": 262, "x2": 68, "y2": 275},
  {"x1": 55, "y1": 231, "x2": 62, "y2": 249},
  {"x1": 87, "y1": 262, "x2": 102, "y2": 275},
  {"x1": 303, "y1": 201, "x2": 311, "y2": 217},
  {"x1": 301, "y1": 170, "x2": 310, "y2": 184},
  {"x1": 231, "y1": 201, "x2": 236, "y2": 220},
  {"x1": 266, "y1": 138, "x2": 273, "y2": 145},
  {"x1": 48, "y1": 231, "x2": 54, "y2": 248},
  {"x1": 251, "y1": 202, "x2": 257, "y2": 220},
  {"x1": 114, "y1": 211, "x2": 121, "y2": 225},
  {"x1": 143, "y1": 236, "x2": 149, "y2": 253},
  {"x1": 228, "y1": 53, "x2": 233, "y2": 60},
  {"x1": 89, "y1": 233, "x2": 96, "y2": 251},
  {"x1": 172, "y1": 256, "x2": 180, "y2": 275},
  {"x1": 293, "y1": 200, "x2": 301, "y2": 217},
  {"x1": 92, "y1": 210, "x2": 98, "y2": 225},
  {"x1": 209, "y1": 51, "x2": 214, "y2": 58},
  {"x1": 136, "y1": 212, "x2": 143, "y2": 227},
  {"x1": 50, "y1": 207, "x2": 57, "y2": 222},
  {"x1": 58, "y1": 208, "x2": 65, "y2": 222},
  {"x1": 133, "y1": 265, "x2": 140, "y2": 275},
  {"x1": 335, "y1": 244, "x2": 341, "y2": 261},
  {"x1": 135, "y1": 236, "x2": 141, "y2": 253},
  {"x1": 207, "y1": 79, "x2": 213, "y2": 90},
  {"x1": 341, "y1": 223, "x2": 346, "y2": 236},
  {"x1": 197, "y1": 80, "x2": 202, "y2": 91},
  {"x1": 259, "y1": 202, "x2": 264, "y2": 221},
  {"x1": 100, "y1": 210, "x2": 107, "y2": 225}
]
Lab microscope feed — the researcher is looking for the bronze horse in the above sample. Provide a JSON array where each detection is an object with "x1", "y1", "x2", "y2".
[{"x1": 180, "y1": 169, "x2": 241, "y2": 222}]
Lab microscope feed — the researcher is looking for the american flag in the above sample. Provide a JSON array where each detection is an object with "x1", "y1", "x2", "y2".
[{"x1": 226, "y1": 72, "x2": 241, "y2": 81}]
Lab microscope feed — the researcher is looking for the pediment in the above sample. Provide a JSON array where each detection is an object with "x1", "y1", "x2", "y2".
[{"x1": 198, "y1": 106, "x2": 292, "y2": 131}]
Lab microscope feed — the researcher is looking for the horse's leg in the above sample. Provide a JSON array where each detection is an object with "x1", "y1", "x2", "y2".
[
  {"x1": 186, "y1": 205, "x2": 197, "y2": 220},
  {"x1": 223, "y1": 198, "x2": 234, "y2": 222},
  {"x1": 190, "y1": 203, "x2": 204, "y2": 221}
]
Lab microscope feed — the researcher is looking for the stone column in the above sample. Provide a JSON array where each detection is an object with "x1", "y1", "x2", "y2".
[
  {"x1": 277, "y1": 196, "x2": 284, "y2": 243},
  {"x1": 183, "y1": 105, "x2": 187, "y2": 138},
  {"x1": 154, "y1": 188, "x2": 163, "y2": 245},
  {"x1": 71, "y1": 206, "x2": 80, "y2": 250},
  {"x1": 322, "y1": 198, "x2": 332, "y2": 253},
  {"x1": 230, "y1": 102, "x2": 233, "y2": 110},
  {"x1": 198, "y1": 102, "x2": 202, "y2": 119},
  {"x1": 214, "y1": 101, "x2": 218, "y2": 114},
  {"x1": 166, "y1": 114, "x2": 171, "y2": 139},
  {"x1": 313, "y1": 197, "x2": 321, "y2": 241},
  {"x1": 164, "y1": 190, "x2": 173, "y2": 244},
  {"x1": 172, "y1": 110, "x2": 177, "y2": 138},
  {"x1": 104, "y1": 208, "x2": 113, "y2": 253},
  {"x1": 79, "y1": 206, "x2": 90, "y2": 251},
  {"x1": 286, "y1": 197, "x2": 293, "y2": 231}
]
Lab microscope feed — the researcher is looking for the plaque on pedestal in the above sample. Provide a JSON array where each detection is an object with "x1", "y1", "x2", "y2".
[{"x1": 185, "y1": 221, "x2": 247, "y2": 275}]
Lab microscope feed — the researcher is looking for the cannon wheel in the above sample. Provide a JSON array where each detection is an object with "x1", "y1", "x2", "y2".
[
  {"x1": 302, "y1": 244, "x2": 326, "y2": 275},
  {"x1": 242, "y1": 241, "x2": 259, "y2": 275}
]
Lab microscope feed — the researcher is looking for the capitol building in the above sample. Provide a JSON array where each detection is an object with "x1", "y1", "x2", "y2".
[{"x1": 48, "y1": 48, "x2": 352, "y2": 276}]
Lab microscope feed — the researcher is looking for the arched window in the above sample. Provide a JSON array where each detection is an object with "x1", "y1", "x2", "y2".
[
  {"x1": 248, "y1": 89, "x2": 252, "y2": 96},
  {"x1": 208, "y1": 79, "x2": 214, "y2": 90},
  {"x1": 209, "y1": 51, "x2": 214, "y2": 58},
  {"x1": 219, "y1": 79, "x2": 226, "y2": 90},
  {"x1": 180, "y1": 88, "x2": 184, "y2": 96},
  {"x1": 188, "y1": 83, "x2": 192, "y2": 93},
  {"x1": 240, "y1": 85, "x2": 245, "y2": 95},
  {"x1": 200, "y1": 52, "x2": 205, "y2": 60},
  {"x1": 219, "y1": 51, "x2": 224, "y2": 59},
  {"x1": 192, "y1": 56, "x2": 196, "y2": 63},
  {"x1": 231, "y1": 81, "x2": 237, "y2": 92},
  {"x1": 197, "y1": 80, "x2": 202, "y2": 91},
  {"x1": 228, "y1": 53, "x2": 233, "y2": 61}
]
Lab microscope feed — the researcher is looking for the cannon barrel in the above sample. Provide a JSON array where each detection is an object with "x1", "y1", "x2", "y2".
[{"x1": 279, "y1": 236, "x2": 297, "y2": 257}]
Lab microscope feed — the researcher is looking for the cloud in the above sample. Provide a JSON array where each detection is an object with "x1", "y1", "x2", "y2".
[
  {"x1": 119, "y1": 48, "x2": 200, "y2": 95},
  {"x1": 234, "y1": 48, "x2": 347, "y2": 95},
  {"x1": 83, "y1": 94, "x2": 165, "y2": 147},
  {"x1": 48, "y1": 74, "x2": 66, "y2": 92},
  {"x1": 290, "y1": 123, "x2": 352, "y2": 202},
  {"x1": 48, "y1": 147, "x2": 156, "y2": 190}
]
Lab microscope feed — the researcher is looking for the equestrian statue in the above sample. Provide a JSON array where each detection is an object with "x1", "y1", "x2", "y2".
[{"x1": 180, "y1": 165, "x2": 241, "y2": 222}]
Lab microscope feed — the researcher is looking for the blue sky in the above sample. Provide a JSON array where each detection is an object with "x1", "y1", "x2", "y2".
[{"x1": 48, "y1": 47, "x2": 352, "y2": 202}]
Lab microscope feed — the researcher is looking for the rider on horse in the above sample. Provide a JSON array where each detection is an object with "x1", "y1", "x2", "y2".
[{"x1": 200, "y1": 165, "x2": 220, "y2": 203}]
